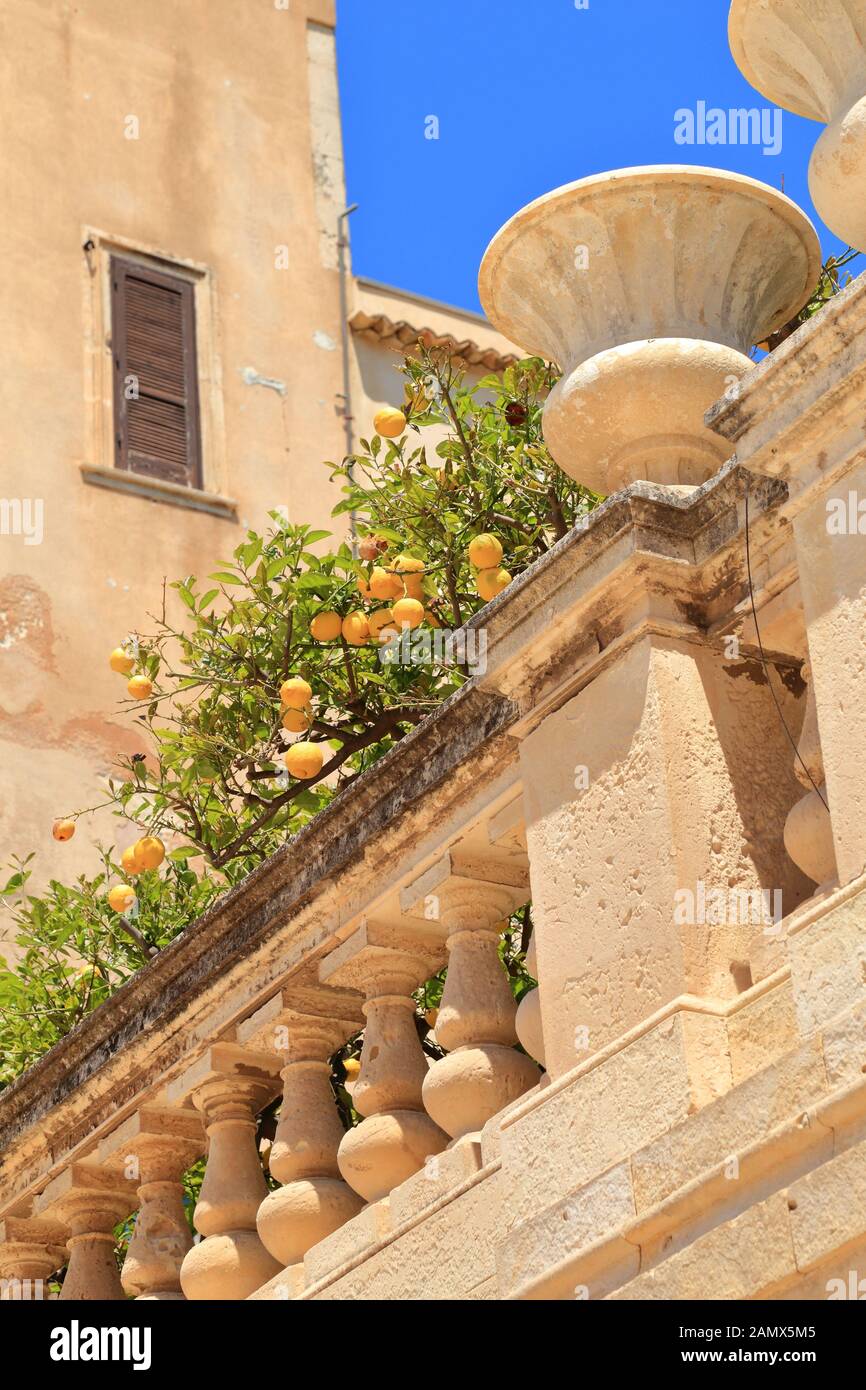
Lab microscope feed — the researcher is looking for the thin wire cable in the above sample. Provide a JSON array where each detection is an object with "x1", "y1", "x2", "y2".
[{"x1": 743, "y1": 476, "x2": 829, "y2": 811}]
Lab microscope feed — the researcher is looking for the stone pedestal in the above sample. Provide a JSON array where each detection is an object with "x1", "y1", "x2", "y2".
[
  {"x1": 708, "y1": 273, "x2": 866, "y2": 888},
  {"x1": 520, "y1": 634, "x2": 811, "y2": 1081}
]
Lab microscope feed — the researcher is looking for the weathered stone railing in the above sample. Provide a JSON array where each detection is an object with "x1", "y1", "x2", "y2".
[{"x1": 3, "y1": 167, "x2": 866, "y2": 1301}]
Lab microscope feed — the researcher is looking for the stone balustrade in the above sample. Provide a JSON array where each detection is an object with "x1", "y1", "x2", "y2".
[{"x1": 2, "y1": 171, "x2": 866, "y2": 1302}]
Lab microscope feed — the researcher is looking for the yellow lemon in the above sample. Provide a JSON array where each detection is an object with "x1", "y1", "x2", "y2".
[
  {"x1": 468, "y1": 534, "x2": 503, "y2": 570},
  {"x1": 392, "y1": 597, "x2": 425, "y2": 630},
  {"x1": 121, "y1": 844, "x2": 143, "y2": 876},
  {"x1": 394, "y1": 554, "x2": 425, "y2": 576},
  {"x1": 135, "y1": 835, "x2": 165, "y2": 870},
  {"x1": 369, "y1": 566, "x2": 403, "y2": 601},
  {"x1": 476, "y1": 567, "x2": 512, "y2": 602},
  {"x1": 342, "y1": 612, "x2": 370, "y2": 646},
  {"x1": 343, "y1": 1057, "x2": 361, "y2": 1081},
  {"x1": 109, "y1": 647, "x2": 135, "y2": 675},
  {"x1": 280, "y1": 677, "x2": 312, "y2": 710},
  {"x1": 281, "y1": 708, "x2": 310, "y2": 733},
  {"x1": 394, "y1": 554, "x2": 425, "y2": 599},
  {"x1": 127, "y1": 675, "x2": 153, "y2": 700},
  {"x1": 310, "y1": 611, "x2": 342, "y2": 642},
  {"x1": 108, "y1": 884, "x2": 136, "y2": 914},
  {"x1": 284, "y1": 741, "x2": 324, "y2": 780},
  {"x1": 368, "y1": 607, "x2": 395, "y2": 639},
  {"x1": 374, "y1": 407, "x2": 407, "y2": 438}
]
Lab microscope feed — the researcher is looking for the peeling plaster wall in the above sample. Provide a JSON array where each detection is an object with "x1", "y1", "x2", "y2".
[{"x1": 0, "y1": 0, "x2": 353, "y2": 938}]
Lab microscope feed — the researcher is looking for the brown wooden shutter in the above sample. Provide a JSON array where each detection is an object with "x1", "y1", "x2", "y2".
[{"x1": 111, "y1": 257, "x2": 202, "y2": 488}]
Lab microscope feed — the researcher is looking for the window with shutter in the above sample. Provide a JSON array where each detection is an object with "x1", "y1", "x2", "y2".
[{"x1": 110, "y1": 257, "x2": 202, "y2": 488}]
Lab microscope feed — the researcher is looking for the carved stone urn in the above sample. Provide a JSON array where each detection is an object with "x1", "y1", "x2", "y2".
[
  {"x1": 478, "y1": 166, "x2": 820, "y2": 493},
  {"x1": 729, "y1": 0, "x2": 866, "y2": 252}
]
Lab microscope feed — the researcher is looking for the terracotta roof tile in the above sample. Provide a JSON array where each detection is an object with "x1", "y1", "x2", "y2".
[{"x1": 349, "y1": 310, "x2": 519, "y2": 372}]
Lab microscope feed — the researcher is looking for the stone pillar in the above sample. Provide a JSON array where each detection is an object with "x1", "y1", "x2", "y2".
[
  {"x1": 0, "y1": 1218, "x2": 66, "y2": 1300},
  {"x1": 514, "y1": 932, "x2": 545, "y2": 1068},
  {"x1": 169, "y1": 1044, "x2": 282, "y2": 1301},
  {"x1": 35, "y1": 1164, "x2": 137, "y2": 1301},
  {"x1": 237, "y1": 985, "x2": 365, "y2": 1270},
  {"x1": 320, "y1": 923, "x2": 448, "y2": 1204},
  {"x1": 729, "y1": 0, "x2": 866, "y2": 252},
  {"x1": 97, "y1": 1107, "x2": 204, "y2": 1301},
  {"x1": 708, "y1": 273, "x2": 866, "y2": 889},
  {"x1": 517, "y1": 629, "x2": 811, "y2": 1083},
  {"x1": 479, "y1": 165, "x2": 819, "y2": 491},
  {"x1": 422, "y1": 882, "x2": 539, "y2": 1142}
]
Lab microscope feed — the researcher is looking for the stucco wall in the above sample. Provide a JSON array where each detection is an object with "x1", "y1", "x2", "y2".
[{"x1": 0, "y1": 0, "x2": 353, "y2": 936}]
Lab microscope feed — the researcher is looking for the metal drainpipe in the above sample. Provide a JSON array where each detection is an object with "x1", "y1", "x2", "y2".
[{"x1": 337, "y1": 203, "x2": 359, "y2": 557}]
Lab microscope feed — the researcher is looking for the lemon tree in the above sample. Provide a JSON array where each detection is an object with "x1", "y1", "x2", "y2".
[{"x1": 0, "y1": 350, "x2": 596, "y2": 1088}]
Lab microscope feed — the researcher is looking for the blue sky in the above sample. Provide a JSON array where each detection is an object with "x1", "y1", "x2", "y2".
[{"x1": 336, "y1": 0, "x2": 849, "y2": 315}]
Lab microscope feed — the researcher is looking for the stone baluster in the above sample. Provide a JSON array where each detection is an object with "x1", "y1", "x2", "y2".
[
  {"x1": 34, "y1": 1163, "x2": 138, "y2": 1300},
  {"x1": 422, "y1": 880, "x2": 540, "y2": 1143},
  {"x1": 170, "y1": 1044, "x2": 283, "y2": 1301},
  {"x1": 783, "y1": 660, "x2": 837, "y2": 890},
  {"x1": 729, "y1": 0, "x2": 866, "y2": 252},
  {"x1": 236, "y1": 984, "x2": 365, "y2": 1275},
  {"x1": 0, "y1": 1218, "x2": 66, "y2": 1300},
  {"x1": 96, "y1": 1107, "x2": 204, "y2": 1300},
  {"x1": 514, "y1": 931, "x2": 545, "y2": 1068},
  {"x1": 320, "y1": 922, "x2": 448, "y2": 1204}
]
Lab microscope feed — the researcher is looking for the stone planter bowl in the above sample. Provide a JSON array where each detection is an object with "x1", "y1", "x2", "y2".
[
  {"x1": 729, "y1": 0, "x2": 866, "y2": 251},
  {"x1": 478, "y1": 165, "x2": 821, "y2": 494}
]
